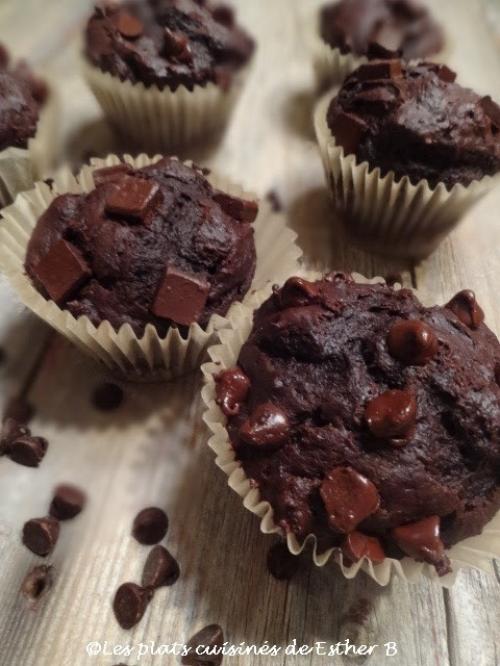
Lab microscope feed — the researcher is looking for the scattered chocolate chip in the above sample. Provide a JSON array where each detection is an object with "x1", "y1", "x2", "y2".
[
  {"x1": 265, "y1": 189, "x2": 283, "y2": 213},
  {"x1": 3, "y1": 397, "x2": 35, "y2": 424},
  {"x1": 20, "y1": 564, "x2": 53, "y2": 609},
  {"x1": 32, "y1": 239, "x2": 91, "y2": 304},
  {"x1": 49, "y1": 484, "x2": 86, "y2": 520},
  {"x1": 239, "y1": 402, "x2": 289, "y2": 450},
  {"x1": 93, "y1": 163, "x2": 132, "y2": 186},
  {"x1": 114, "y1": 10, "x2": 144, "y2": 39},
  {"x1": 479, "y1": 95, "x2": 500, "y2": 129},
  {"x1": 320, "y1": 467, "x2": 380, "y2": 533},
  {"x1": 105, "y1": 176, "x2": 160, "y2": 222},
  {"x1": 213, "y1": 4, "x2": 235, "y2": 27},
  {"x1": 9, "y1": 435, "x2": 48, "y2": 467},
  {"x1": 132, "y1": 507, "x2": 168, "y2": 545},
  {"x1": 113, "y1": 582, "x2": 153, "y2": 629},
  {"x1": 213, "y1": 192, "x2": 259, "y2": 223},
  {"x1": 142, "y1": 545, "x2": 180, "y2": 588},
  {"x1": 342, "y1": 531, "x2": 385, "y2": 564},
  {"x1": 365, "y1": 389, "x2": 417, "y2": 440},
  {"x1": 215, "y1": 367, "x2": 250, "y2": 416},
  {"x1": 92, "y1": 382, "x2": 124, "y2": 411},
  {"x1": 446, "y1": 290, "x2": 484, "y2": 329},
  {"x1": 387, "y1": 319, "x2": 438, "y2": 365},
  {"x1": 356, "y1": 60, "x2": 402, "y2": 81},
  {"x1": 329, "y1": 111, "x2": 368, "y2": 155},
  {"x1": 279, "y1": 277, "x2": 319, "y2": 307},
  {"x1": 22, "y1": 517, "x2": 60, "y2": 557},
  {"x1": 152, "y1": 266, "x2": 209, "y2": 326},
  {"x1": 267, "y1": 541, "x2": 301, "y2": 580},
  {"x1": 0, "y1": 418, "x2": 29, "y2": 455},
  {"x1": 391, "y1": 515, "x2": 450, "y2": 575},
  {"x1": 182, "y1": 625, "x2": 224, "y2": 666}
]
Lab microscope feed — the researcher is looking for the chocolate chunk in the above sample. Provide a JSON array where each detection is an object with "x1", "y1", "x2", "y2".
[
  {"x1": 213, "y1": 192, "x2": 258, "y2": 223},
  {"x1": 49, "y1": 484, "x2": 86, "y2": 520},
  {"x1": 480, "y1": 95, "x2": 500, "y2": 129},
  {"x1": 163, "y1": 28, "x2": 191, "y2": 61},
  {"x1": 113, "y1": 582, "x2": 153, "y2": 629},
  {"x1": 279, "y1": 277, "x2": 319, "y2": 307},
  {"x1": 32, "y1": 239, "x2": 91, "y2": 304},
  {"x1": 114, "y1": 11, "x2": 143, "y2": 39},
  {"x1": 342, "y1": 531, "x2": 385, "y2": 564},
  {"x1": 446, "y1": 290, "x2": 484, "y2": 330},
  {"x1": 387, "y1": 319, "x2": 438, "y2": 365},
  {"x1": 435, "y1": 65, "x2": 456, "y2": 83},
  {"x1": 239, "y1": 402, "x2": 289, "y2": 450},
  {"x1": 391, "y1": 515, "x2": 450, "y2": 575},
  {"x1": 213, "y1": 4, "x2": 235, "y2": 27},
  {"x1": 152, "y1": 267, "x2": 210, "y2": 326},
  {"x1": 21, "y1": 565, "x2": 53, "y2": 609},
  {"x1": 3, "y1": 397, "x2": 35, "y2": 424},
  {"x1": 267, "y1": 541, "x2": 301, "y2": 580},
  {"x1": 182, "y1": 625, "x2": 224, "y2": 666},
  {"x1": 356, "y1": 60, "x2": 402, "y2": 81},
  {"x1": 215, "y1": 367, "x2": 250, "y2": 416},
  {"x1": 142, "y1": 545, "x2": 180, "y2": 588},
  {"x1": 22, "y1": 517, "x2": 60, "y2": 557},
  {"x1": 93, "y1": 163, "x2": 132, "y2": 186},
  {"x1": 320, "y1": 467, "x2": 380, "y2": 533},
  {"x1": 9, "y1": 435, "x2": 48, "y2": 467},
  {"x1": 92, "y1": 382, "x2": 124, "y2": 411},
  {"x1": 0, "y1": 418, "x2": 29, "y2": 455},
  {"x1": 105, "y1": 176, "x2": 160, "y2": 222},
  {"x1": 365, "y1": 389, "x2": 417, "y2": 440},
  {"x1": 329, "y1": 111, "x2": 368, "y2": 155},
  {"x1": 132, "y1": 507, "x2": 168, "y2": 545}
]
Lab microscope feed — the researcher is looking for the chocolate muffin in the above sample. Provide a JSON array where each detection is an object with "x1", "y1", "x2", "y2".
[
  {"x1": 0, "y1": 44, "x2": 48, "y2": 152},
  {"x1": 216, "y1": 273, "x2": 500, "y2": 575},
  {"x1": 320, "y1": 0, "x2": 443, "y2": 60},
  {"x1": 25, "y1": 158, "x2": 257, "y2": 335},
  {"x1": 85, "y1": 0, "x2": 255, "y2": 92},
  {"x1": 327, "y1": 60, "x2": 500, "y2": 189}
]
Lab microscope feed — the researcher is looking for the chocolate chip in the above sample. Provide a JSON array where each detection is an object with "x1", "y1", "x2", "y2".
[
  {"x1": 435, "y1": 65, "x2": 456, "y2": 84},
  {"x1": 267, "y1": 541, "x2": 301, "y2": 580},
  {"x1": 114, "y1": 11, "x2": 144, "y2": 39},
  {"x1": 32, "y1": 239, "x2": 91, "y2": 304},
  {"x1": 3, "y1": 397, "x2": 35, "y2": 424},
  {"x1": 342, "y1": 531, "x2": 385, "y2": 564},
  {"x1": 105, "y1": 176, "x2": 160, "y2": 222},
  {"x1": 93, "y1": 163, "x2": 132, "y2": 186},
  {"x1": 92, "y1": 382, "x2": 124, "y2": 411},
  {"x1": 213, "y1": 192, "x2": 259, "y2": 223},
  {"x1": 152, "y1": 267, "x2": 210, "y2": 326},
  {"x1": 0, "y1": 418, "x2": 30, "y2": 455},
  {"x1": 21, "y1": 565, "x2": 53, "y2": 609},
  {"x1": 320, "y1": 467, "x2": 380, "y2": 533},
  {"x1": 279, "y1": 277, "x2": 319, "y2": 307},
  {"x1": 329, "y1": 111, "x2": 368, "y2": 155},
  {"x1": 163, "y1": 27, "x2": 191, "y2": 61},
  {"x1": 356, "y1": 60, "x2": 402, "y2": 81},
  {"x1": 391, "y1": 516, "x2": 450, "y2": 575},
  {"x1": 239, "y1": 402, "x2": 289, "y2": 450},
  {"x1": 132, "y1": 507, "x2": 168, "y2": 545},
  {"x1": 365, "y1": 389, "x2": 417, "y2": 440},
  {"x1": 215, "y1": 367, "x2": 250, "y2": 416},
  {"x1": 142, "y1": 545, "x2": 180, "y2": 588},
  {"x1": 9, "y1": 435, "x2": 48, "y2": 467},
  {"x1": 213, "y1": 4, "x2": 235, "y2": 27},
  {"x1": 22, "y1": 517, "x2": 60, "y2": 557},
  {"x1": 479, "y1": 95, "x2": 500, "y2": 129},
  {"x1": 182, "y1": 625, "x2": 224, "y2": 666},
  {"x1": 446, "y1": 290, "x2": 484, "y2": 329},
  {"x1": 49, "y1": 484, "x2": 86, "y2": 520},
  {"x1": 113, "y1": 582, "x2": 153, "y2": 629},
  {"x1": 387, "y1": 319, "x2": 438, "y2": 365}
]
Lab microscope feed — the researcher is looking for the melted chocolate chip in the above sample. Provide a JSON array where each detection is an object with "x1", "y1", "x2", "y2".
[
  {"x1": 22, "y1": 517, "x2": 60, "y2": 557},
  {"x1": 446, "y1": 290, "x2": 484, "y2": 329},
  {"x1": 320, "y1": 467, "x2": 380, "y2": 533},
  {"x1": 164, "y1": 28, "x2": 191, "y2": 60},
  {"x1": 215, "y1": 367, "x2": 250, "y2": 416},
  {"x1": 280, "y1": 277, "x2": 319, "y2": 307},
  {"x1": 365, "y1": 389, "x2": 417, "y2": 440},
  {"x1": 391, "y1": 515, "x2": 450, "y2": 575},
  {"x1": 387, "y1": 319, "x2": 438, "y2": 365},
  {"x1": 213, "y1": 192, "x2": 258, "y2": 223},
  {"x1": 182, "y1": 625, "x2": 224, "y2": 666},
  {"x1": 342, "y1": 531, "x2": 385, "y2": 564},
  {"x1": 92, "y1": 382, "x2": 124, "y2": 411},
  {"x1": 132, "y1": 507, "x2": 168, "y2": 545},
  {"x1": 239, "y1": 402, "x2": 289, "y2": 450},
  {"x1": 9, "y1": 435, "x2": 48, "y2": 467},
  {"x1": 21, "y1": 565, "x2": 53, "y2": 609},
  {"x1": 114, "y1": 11, "x2": 144, "y2": 39},
  {"x1": 105, "y1": 177, "x2": 160, "y2": 222},
  {"x1": 113, "y1": 582, "x2": 153, "y2": 629},
  {"x1": 267, "y1": 541, "x2": 301, "y2": 580},
  {"x1": 49, "y1": 484, "x2": 86, "y2": 520},
  {"x1": 142, "y1": 545, "x2": 180, "y2": 588},
  {"x1": 152, "y1": 266, "x2": 210, "y2": 326},
  {"x1": 32, "y1": 240, "x2": 91, "y2": 304}
]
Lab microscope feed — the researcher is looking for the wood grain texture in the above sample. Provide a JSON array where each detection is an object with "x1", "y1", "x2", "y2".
[{"x1": 0, "y1": 1, "x2": 499, "y2": 665}]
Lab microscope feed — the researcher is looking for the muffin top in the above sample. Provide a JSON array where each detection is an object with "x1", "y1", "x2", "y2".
[
  {"x1": 320, "y1": 0, "x2": 443, "y2": 60},
  {"x1": 326, "y1": 60, "x2": 500, "y2": 189},
  {"x1": 85, "y1": 0, "x2": 255, "y2": 91},
  {"x1": 25, "y1": 158, "x2": 257, "y2": 335},
  {"x1": 0, "y1": 44, "x2": 47, "y2": 152},
  {"x1": 216, "y1": 273, "x2": 500, "y2": 575}
]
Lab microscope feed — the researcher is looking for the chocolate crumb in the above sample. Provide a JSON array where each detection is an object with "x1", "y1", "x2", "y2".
[
  {"x1": 49, "y1": 484, "x2": 86, "y2": 520},
  {"x1": 21, "y1": 565, "x2": 53, "y2": 609},
  {"x1": 132, "y1": 507, "x2": 168, "y2": 545},
  {"x1": 92, "y1": 382, "x2": 124, "y2": 411}
]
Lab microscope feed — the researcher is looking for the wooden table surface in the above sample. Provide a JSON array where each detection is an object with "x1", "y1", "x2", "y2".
[{"x1": 0, "y1": 1, "x2": 500, "y2": 665}]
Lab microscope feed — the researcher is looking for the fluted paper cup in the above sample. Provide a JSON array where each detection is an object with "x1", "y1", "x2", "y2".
[
  {"x1": 0, "y1": 154, "x2": 302, "y2": 382},
  {"x1": 82, "y1": 60, "x2": 250, "y2": 151},
  {"x1": 201, "y1": 269, "x2": 500, "y2": 587},
  {"x1": 314, "y1": 92, "x2": 499, "y2": 259},
  {"x1": 312, "y1": 34, "x2": 366, "y2": 90}
]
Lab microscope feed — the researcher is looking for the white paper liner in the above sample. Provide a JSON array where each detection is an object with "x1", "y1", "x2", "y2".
[
  {"x1": 312, "y1": 36, "x2": 366, "y2": 90},
  {"x1": 82, "y1": 59, "x2": 250, "y2": 151},
  {"x1": 201, "y1": 269, "x2": 500, "y2": 587},
  {"x1": 0, "y1": 154, "x2": 302, "y2": 382},
  {"x1": 0, "y1": 83, "x2": 59, "y2": 207},
  {"x1": 314, "y1": 92, "x2": 500, "y2": 259}
]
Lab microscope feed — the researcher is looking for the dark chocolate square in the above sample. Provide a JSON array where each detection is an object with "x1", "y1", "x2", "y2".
[
  {"x1": 152, "y1": 266, "x2": 209, "y2": 326},
  {"x1": 93, "y1": 163, "x2": 132, "y2": 187},
  {"x1": 105, "y1": 176, "x2": 160, "y2": 222},
  {"x1": 329, "y1": 112, "x2": 368, "y2": 154},
  {"x1": 213, "y1": 192, "x2": 258, "y2": 223},
  {"x1": 32, "y1": 240, "x2": 91, "y2": 304},
  {"x1": 357, "y1": 60, "x2": 402, "y2": 82}
]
